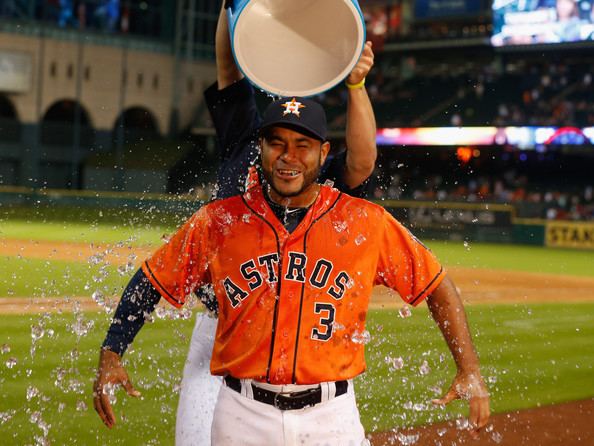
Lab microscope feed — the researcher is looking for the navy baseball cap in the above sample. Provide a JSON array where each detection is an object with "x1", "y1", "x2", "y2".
[{"x1": 260, "y1": 97, "x2": 327, "y2": 142}]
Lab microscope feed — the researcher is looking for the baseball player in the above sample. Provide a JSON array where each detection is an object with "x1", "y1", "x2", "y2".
[
  {"x1": 93, "y1": 96, "x2": 490, "y2": 444},
  {"x1": 173, "y1": 5, "x2": 377, "y2": 445}
]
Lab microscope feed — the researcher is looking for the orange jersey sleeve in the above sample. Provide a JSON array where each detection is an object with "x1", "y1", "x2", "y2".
[
  {"x1": 142, "y1": 208, "x2": 211, "y2": 308},
  {"x1": 375, "y1": 209, "x2": 445, "y2": 306}
]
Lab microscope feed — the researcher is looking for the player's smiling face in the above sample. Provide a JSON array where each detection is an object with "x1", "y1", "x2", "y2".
[{"x1": 260, "y1": 126, "x2": 330, "y2": 207}]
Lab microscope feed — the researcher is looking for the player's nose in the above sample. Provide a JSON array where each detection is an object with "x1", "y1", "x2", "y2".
[{"x1": 279, "y1": 144, "x2": 299, "y2": 163}]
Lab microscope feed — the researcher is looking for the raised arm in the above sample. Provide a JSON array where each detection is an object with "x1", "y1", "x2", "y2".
[
  {"x1": 426, "y1": 275, "x2": 490, "y2": 438},
  {"x1": 216, "y1": 2, "x2": 243, "y2": 89},
  {"x1": 344, "y1": 41, "x2": 377, "y2": 189}
]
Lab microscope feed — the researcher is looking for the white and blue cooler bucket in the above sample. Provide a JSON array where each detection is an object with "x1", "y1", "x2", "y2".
[{"x1": 227, "y1": 0, "x2": 366, "y2": 97}]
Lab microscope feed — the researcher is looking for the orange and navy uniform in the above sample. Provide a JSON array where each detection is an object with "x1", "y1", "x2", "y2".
[{"x1": 142, "y1": 185, "x2": 444, "y2": 385}]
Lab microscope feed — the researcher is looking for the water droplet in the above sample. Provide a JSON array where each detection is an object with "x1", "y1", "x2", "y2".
[
  {"x1": 333, "y1": 321, "x2": 345, "y2": 331},
  {"x1": 92, "y1": 291, "x2": 105, "y2": 306},
  {"x1": 455, "y1": 417, "x2": 469, "y2": 430},
  {"x1": 323, "y1": 179, "x2": 335, "y2": 188},
  {"x1": 76, "y1": 400, "x2": 88, "y2": 412},
  {"x1": 103, "y1": 383, "x2": 118, "y2": 405},
  {"x1": 491, "y1": 431, "x2": 503, "y2": 443},
  {"x1": 354, "y1": 234, "x2": 366, "y2": 246},
  {"x1": 351, "y1": 330, "x2": 371, "y2": 345},
  {"x1": 88, "y1": 253, "x2": 104, "y2": 265},
  {"x1": 437, "y1": 428, "x2": 447, "y2": 437},
  {"x1": 26, "y1": 386, "x2": 40, "y2": 401},
  {"x1": 0, "y1": 344, "x2": 10, "y2": 354},
  {"x1": 463, "y1": 241, "x2": 471, "y2": 250},
  {"x1": 0, "y1": 410, "x2": 16, "y2": 425},
  {"x1": 161, "y1": 234, "x2": 171, "y2": 243},
  {"x1": 332, "y1": 220, "x2": 348, "y2": 233},
  {"x1": 29, "y1": 411, "x2": 42, "y2": 424},
  {"x1": 71, "y1": 316, "x2": 94, "y2": 337},
  {"x1": 395, "y1": 432, "x2": 419, "y2": 445},
  {"x1": 385, "y1": 356, "x2": 404, "y2": 370},
  {"x1": 419, "y1": 360, "x2": 430, "y2": 375},
  {"x1": 398, "y1": 306, "x2": 412, "y2": 318},
  {"x1": 31, "y1": 325, "x2": 44, "y2": 341}
]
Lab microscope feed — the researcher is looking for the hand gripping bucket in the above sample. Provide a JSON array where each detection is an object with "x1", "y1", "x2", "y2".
[{"x1": 226, "y1": 0, "x2": 366, "y2": 97}]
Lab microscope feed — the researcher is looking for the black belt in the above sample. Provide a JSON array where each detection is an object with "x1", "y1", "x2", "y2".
[{"x1": 224, "y1": 376, "x2": 348, "y2": 411}]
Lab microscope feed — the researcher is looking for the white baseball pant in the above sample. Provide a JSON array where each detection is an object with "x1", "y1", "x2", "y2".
[
  {"x1": 175, "y1": 312, "x2": 220, "y2": 446},
  {"x1": 211, "y1": 380, "x2": 368, "y2": 445}
]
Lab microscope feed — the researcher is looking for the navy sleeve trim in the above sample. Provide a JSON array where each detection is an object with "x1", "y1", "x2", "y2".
[
  {"x1": 102, "y1": 268, "x2": 162, "y2": 356},
  {"x1": 410, "y1": 266, "x2": 444, "y2": 306}
]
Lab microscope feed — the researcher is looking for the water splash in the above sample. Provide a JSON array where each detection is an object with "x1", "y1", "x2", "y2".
[
  {"x1": 419, "y1": 360, "x2": 431, "y2": 375},
  {"x1": 354, "y1": 234, "x2": 366, "y2": 246},
  {"x1": 399, "y1": 305, "x2": 412, "y2": 318},
  {"x1": 351, "y1": 330, "x2": 371, "y2": 345}
]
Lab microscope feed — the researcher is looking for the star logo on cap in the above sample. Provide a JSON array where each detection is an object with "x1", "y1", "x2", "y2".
[{"x1": 281, "y1": 98, "x2": 305, "y2": 117}]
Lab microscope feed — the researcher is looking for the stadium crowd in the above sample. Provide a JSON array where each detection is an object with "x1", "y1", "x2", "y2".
[
  {"x1": 372, "y1": 166, "x2": 594, "y2": 221},
  {"x1": 320, "y1": 56, "x2": 594, "y2": 130}
]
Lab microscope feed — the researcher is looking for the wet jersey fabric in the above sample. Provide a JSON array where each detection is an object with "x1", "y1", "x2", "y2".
[
  {"x1": 142, "y1": 185, "x2": 443, "y2": 384},
  {"x1": 204, "y1": 79, "x2": 371, "y2": 200}
]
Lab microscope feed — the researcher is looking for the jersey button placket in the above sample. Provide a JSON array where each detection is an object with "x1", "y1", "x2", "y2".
[{"x1": 271, "y1": 240, "x2": 302, "y2": 383}]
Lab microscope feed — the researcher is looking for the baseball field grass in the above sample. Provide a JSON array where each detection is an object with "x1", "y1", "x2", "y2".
[
  {"x1": 1, "y1": 206, "x2": 594, "y2": 444},
  {"x1": 1, "y1": 304, "x2": 593, "y2": 445}
]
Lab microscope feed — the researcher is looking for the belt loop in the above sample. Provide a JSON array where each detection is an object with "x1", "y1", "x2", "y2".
[
  {"x1": 328, "y1": 381, "x2": 336, "y2": 400},
  {"x1": 239, "y1": 378, "x2": 251, "y2": 399},
  {"x1": 320, "y1": 382, "x2": 329, "y2": 403},
  {"x1": 246, "y1": 379, "x2": 254, "y2": 400}
]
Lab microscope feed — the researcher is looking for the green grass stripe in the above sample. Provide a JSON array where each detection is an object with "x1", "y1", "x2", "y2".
[
  {"x1": 0, "y1": 303, "x2": 593, "y2": 444},
  {"x1": 427, "y1": 241, "x2": 594, "y2": 277},
  {"x1": 0, "y1": 256, "x2": 129, "y2": 298},
  {"x1": 0, "y1": 220, "x2": 168, "y2": 247}
]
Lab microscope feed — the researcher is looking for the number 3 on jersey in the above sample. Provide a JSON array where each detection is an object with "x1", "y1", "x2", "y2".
[{"x1": 311, "y1": 302, "x2": 336, "y2": 341}]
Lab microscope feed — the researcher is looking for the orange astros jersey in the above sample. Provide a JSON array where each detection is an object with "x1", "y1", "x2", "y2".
[{"x1": 142, "y1": 185, "x2": 444, "y2": 385}]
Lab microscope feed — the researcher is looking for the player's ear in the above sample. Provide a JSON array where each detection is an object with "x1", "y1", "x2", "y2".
[{"x1": 319, "y1": 141, "x2": 330, "y2": 166}]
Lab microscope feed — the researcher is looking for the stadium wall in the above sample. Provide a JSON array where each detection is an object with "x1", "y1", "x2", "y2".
[
  {"x1": 2, "y1": 188, "x2": 592, "y2": 250},
  {"x1": 0, "y1": 30, "x2": 216, "y2": 189}
]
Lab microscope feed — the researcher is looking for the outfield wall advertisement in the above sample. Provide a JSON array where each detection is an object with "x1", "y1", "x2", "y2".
[
  {"x1": 546, "y1": 221, "x2": 594, "y2": 249},
  {"x1": 381, "y1": 200, "x2": 515, "y2": 243}
]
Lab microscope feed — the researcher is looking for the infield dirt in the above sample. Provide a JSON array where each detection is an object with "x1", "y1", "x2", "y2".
[{"x1": 2, "y1": 238, "x2": 593, "y2": 312}]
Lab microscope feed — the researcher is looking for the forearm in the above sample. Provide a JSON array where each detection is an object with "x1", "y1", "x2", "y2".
[
  {"x1": 216, "y1": 3, "x2": 243, "y2": 89},
  {"x1": 426, "y1": 275, "x2": 481, "y2": 373},
  {"x1": 102, "y1": 268, "x2": 161, "y2": 356},
  {"x1": 344, "y1": 86, "x2": 377, "y2": 188}
]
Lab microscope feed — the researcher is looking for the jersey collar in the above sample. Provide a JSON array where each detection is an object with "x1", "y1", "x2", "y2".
[{"x1": 242, "y1": 184, "x2": 341, "y2": 236}]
